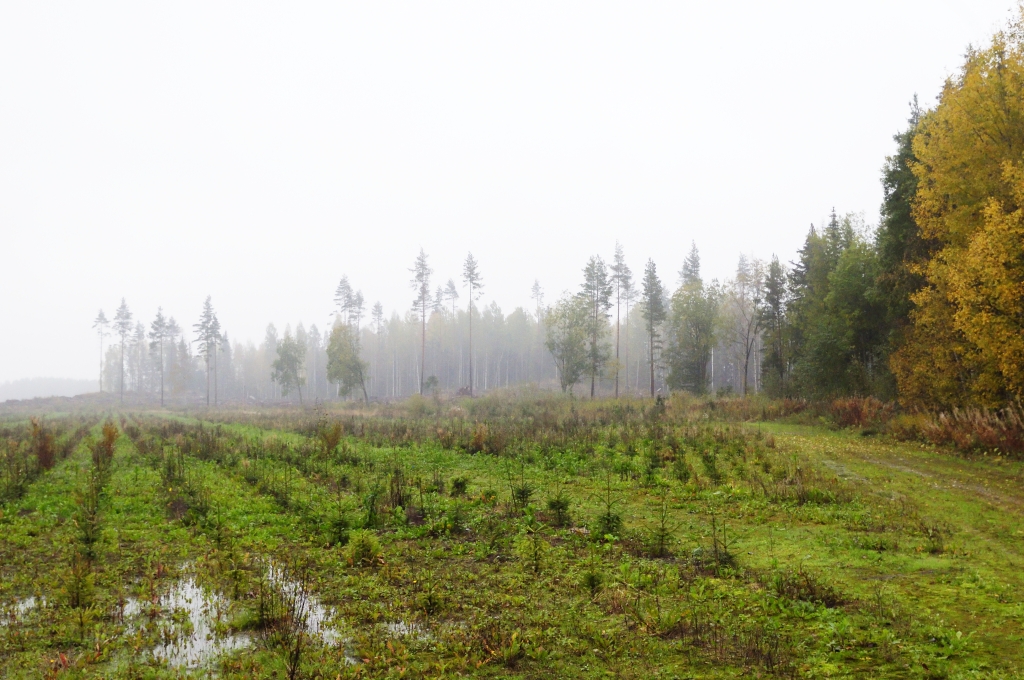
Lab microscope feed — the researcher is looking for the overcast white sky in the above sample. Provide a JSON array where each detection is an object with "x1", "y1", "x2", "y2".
[{"x1": 0, "y1": 1, "x2": 1017, "y2": 383}]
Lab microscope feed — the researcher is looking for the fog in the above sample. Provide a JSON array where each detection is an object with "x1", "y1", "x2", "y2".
[{"x1": 0, "y1": 1, "x2": 1015, "y2": 386}]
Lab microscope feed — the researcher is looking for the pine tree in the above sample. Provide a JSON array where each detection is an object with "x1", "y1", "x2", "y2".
[
  {"x1": 112, "y1": 299, "x2": 133, "y2": 403},
  {"x1": 444, "y1": 279, "x2": 460, "y2": 318},
  {"x1": 410, "y1": 249, "x2": 433, "y2": 395},
  {"x1": 579, "y1": 256, "x2": 613, "y2": 397},
  {"x1": 193, "y1": 296, "x2": 220, "y2": 407},
  {"x1": 640, "y1": 260, "x2": 666, "y2": 396},
  {"x1": 350, "y1": 291, "x2": 365, "y2": 329},
  {"x1": 92, "y1": 310, "x2": 109, "y2": 393},
  {"x1": 334, "y1": 275, "x2": 353, "y2": 323},
  {"x1": 462, "y1": 252, "x2": 483, "y2": 396},
  {"x1": 610, "y1": 242, "x2": 633, "y2": 398},
  {"x1": 149, "y1": 308, "x2": 169, "y2": 407},
  {"x1": 371, "y1": 302, "x2": 385, "y2": 398}
]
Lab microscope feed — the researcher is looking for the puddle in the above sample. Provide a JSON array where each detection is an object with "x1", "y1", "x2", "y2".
[
  {"x1": 385, "y1": 620, "x2": 431, "y2": 641},
  {"x1": 125, "y1": 577, "x2": 251, "y2": 669},
  {"x1": 1, "y1": 596, "x2": 46, "y2": 626},
  {"x1": 265, "y1": 563, "x2": 343, "y2": 646},
  {"x1": 264, "y1": 563, "x2": 360, "y2": 664},
  {"x1": 116, "y1": 561, "x2": 359, "y2": 668}
]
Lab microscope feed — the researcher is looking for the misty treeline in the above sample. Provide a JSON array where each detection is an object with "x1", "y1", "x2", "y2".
[
  {"x1": 89, "y1": 242, "x2": 765, "y2": 406},
  {"x1": 89, "y1": 16, "x2": 1024, "y2": 411}
]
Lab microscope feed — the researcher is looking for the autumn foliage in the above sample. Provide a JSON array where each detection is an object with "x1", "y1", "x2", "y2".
[{"x1": 893, "y1": 17, "x2": 1024, "y2": 409}]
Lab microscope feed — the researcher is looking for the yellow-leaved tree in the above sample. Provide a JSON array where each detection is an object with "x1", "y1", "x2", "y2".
[{"x1": 893, "y1": 15, "x2": 1024, "y2": 408}]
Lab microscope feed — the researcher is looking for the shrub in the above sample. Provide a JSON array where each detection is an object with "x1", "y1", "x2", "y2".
[
  {"x1": 760, "y1": 566, "x2": 845, "y2": 608},
  {"x1": 450, "y1": 475, "x2": 469, "y2": 496},
  {"x1": 581, "y1": 569, "x2": 603, "y2": 597},
  {"x1": 829, "y1": 397, "x2": 894, "y2": 429},
  {"x1": 30, "y1": 418, "x2": 54, "y2": 472},
  {"x1": 346, "y1": 529, "x2": 381, "y2": 566}
]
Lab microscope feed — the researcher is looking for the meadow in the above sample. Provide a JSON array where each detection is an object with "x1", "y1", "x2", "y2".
[{"x1": 1, "y1": 394, "x2": 1022, "y2": 678}]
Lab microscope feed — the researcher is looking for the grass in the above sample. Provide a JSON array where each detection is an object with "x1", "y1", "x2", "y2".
[{"x1": 0, "y1": 398, "x2": 1022, "y2": 678}]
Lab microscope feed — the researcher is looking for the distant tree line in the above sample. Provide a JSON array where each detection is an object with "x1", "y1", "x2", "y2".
[{"x1": 89, "y1": 20, "x2": 1024, "y2": 410}]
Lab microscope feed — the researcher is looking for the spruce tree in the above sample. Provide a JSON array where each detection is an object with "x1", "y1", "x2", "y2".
[{"x1": 761, "y1": 256, "x2": 789, "y2": 395}]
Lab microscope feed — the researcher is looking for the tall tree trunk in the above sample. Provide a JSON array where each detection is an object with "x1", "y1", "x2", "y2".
[
  {"x1": 160, "y1": 338, "x2": 164, "y2": 407},
  {"x1": 420, "y1": 305, "x2": 426, "y2": 395},
  {"x1": 624, "y1": 300, "x2": 629, "y2": 395},
  {"x1": 649, "y1": 329, "x2": 655, "y2": 397},
  {"x1": 615, "y1": 284, "x2": 620, "y2": 398},
  {"x1": 468, "y1": 286, "x2": 474, "y2": 396}
]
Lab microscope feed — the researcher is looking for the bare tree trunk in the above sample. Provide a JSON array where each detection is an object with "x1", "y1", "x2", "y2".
[
  {"x1": 649, "y1": 331, "x2": 655, "y2": 397},
  {"x1": 420, "y1": 304, "x2": 426, "y2": 395},
  {"x1": 468, "y1": 287, "x2": 474, "y2": 396},
  {"x1": 615, "y1": 284, "x2": 620, "y2": 398},
  {"x1": 159, "y1": 338, "x2": 164, "y2": 407}
]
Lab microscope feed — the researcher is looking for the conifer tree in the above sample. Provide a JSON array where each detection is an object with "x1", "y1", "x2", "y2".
[
  {"x1": 149, "y1": 307, "x2": 169, "y2": 407},
  {"x1": 193, "y1": 296, "x2": 220, "y2": 407},
  {"x1": 334, "y1": 275, "x2": 353, "y2": 322},
  {"x1": 579, "y1": 256, "x2": 613, "y2": 397},
  {"x1": 92, "y1": 310, "x2": 109, "y2": 393},
  {"x1": 444, "y1": 279, "x2": 459, "y2": 317},
  {"x1": 410, "y1": 249, "x2": 433, "y2": 394},
  {"x1": 462, "y1": 252, "x2": 483, "y2": 395},
  {"x1": 610, "y1": 242, "x2": 633, "y2": 398},
  {"x1": 761, "y1": 256, "x2": 789, "y2": 395},
  {"x1": 112, "y1": 299, "x2": 133, "y2": 403},
  {"x1": 640, "y1": 260, "x2": 666, "y2": 396}
]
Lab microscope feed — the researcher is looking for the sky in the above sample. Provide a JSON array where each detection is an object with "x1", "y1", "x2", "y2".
[{"x1": 0, "y1": 1, "x2": 1018, "y2": 384}]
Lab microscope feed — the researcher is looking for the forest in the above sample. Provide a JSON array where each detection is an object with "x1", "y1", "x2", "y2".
[
  {"x1": 88, "y1": 22, "x2": 1024, "y2": 417},
  {"x1": 3, "y1": 12, "x2": 1024, "y2": 680}
]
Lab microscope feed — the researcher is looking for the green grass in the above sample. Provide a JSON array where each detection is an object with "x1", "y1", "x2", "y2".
[{"x1": 1, "y1": 404, "x2": 1023, "y2": 678}]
